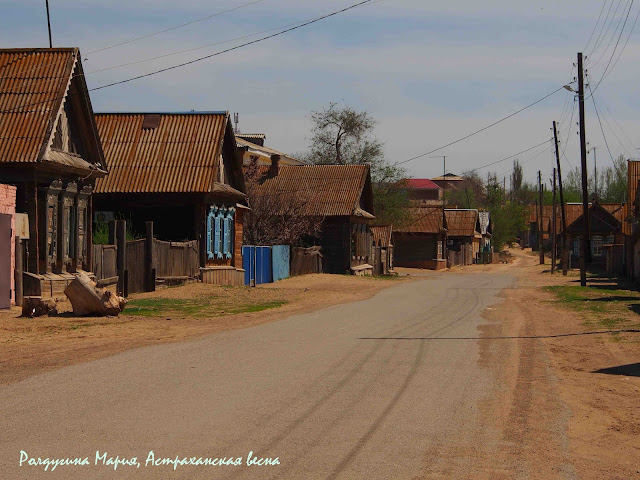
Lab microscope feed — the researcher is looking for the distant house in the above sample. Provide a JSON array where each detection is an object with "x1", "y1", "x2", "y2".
[
  {"x1": 445, "y1": 209, "x2": 481, "y2": 266},
  {"x1": 404, "y1": 178, "x2": 442, "y2": 203},
  {"x1": 431, "y1": 173, "x2": 465, "y2": 192},
  {"x1": 0, "y1": 48, "x2": 107, "y2": 299},
  {"x1": 93, "y1": 112, "x2": 248, "y2": 286},
  {"x1": 245, "y1": 164, "x2": 375, "y2": 275},
  {"x1": 559, "y1": 202, "x2": 624, "y2": 263},
  {"x1": 393, "y1": 207, "x2": 447, "y2": 270},
  {"x1": 236, "y1": 134, "x2": 305, "y2": 166}
]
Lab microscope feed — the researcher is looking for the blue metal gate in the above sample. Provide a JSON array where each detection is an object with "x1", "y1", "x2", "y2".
[
  {"x1": 271, "y1": 245, "x2": 290, "y2": 282},
  {"x1": 242, "y1": 246, "x2": 274, "y2": 285}
]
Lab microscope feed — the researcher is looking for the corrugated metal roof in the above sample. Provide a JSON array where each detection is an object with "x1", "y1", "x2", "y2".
[
  {"x1": 237, "y1": 133, "x2": 265, "y2": 140},
  {"x1": 394, "y1": 207, "x2": 444, "y2": 234},
  {"x1": 0, "y1": 48, "x2": 76, "y2": 164},
  {"x1": 95, "y1": 112, "x2": 230, "y2": 193},
  {"x1": 445, "y1": 209, "x2": 479, "y2": 237},
  {"x1": 371, "y1": 225, "x2": 392, "y2": 246},
  {"x1": 246, "y1": 164, "x2": 374, "y2": 217}
]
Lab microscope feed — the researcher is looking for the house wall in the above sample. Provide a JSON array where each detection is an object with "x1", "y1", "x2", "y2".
[
  {"x1": 0, "y1": 184, "x2": 17, "y2": 304},
  {"x1": 393, "y1": 233, "x2": 445, "y2": 269}
]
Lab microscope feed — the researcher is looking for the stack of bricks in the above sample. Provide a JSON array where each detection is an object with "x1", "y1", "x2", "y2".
[{"x1": 0, "y1": 183, "x2": 17, "y2": 305}]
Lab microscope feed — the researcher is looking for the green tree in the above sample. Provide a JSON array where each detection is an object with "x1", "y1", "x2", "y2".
[
  {"x1": 486, "y1": 173, "x2": 528, "y2": 251},
  {"x1": 305, "y1": 102, "x2": 410, "y2": 227}
]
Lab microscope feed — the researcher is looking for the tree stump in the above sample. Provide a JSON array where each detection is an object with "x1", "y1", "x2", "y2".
[
  {"x1": 22, "y1": 296, "x2": 58, "y2": 317},
  {"x1": 64, "y1": 272, "x2": 127, "y2": 316}
]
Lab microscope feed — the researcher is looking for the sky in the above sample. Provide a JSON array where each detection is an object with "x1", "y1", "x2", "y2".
[{"x1": 2, "y1": 0, "x2": 640, "y2": 186}]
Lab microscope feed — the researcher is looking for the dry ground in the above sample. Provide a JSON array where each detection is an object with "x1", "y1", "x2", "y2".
[
  {"x1": 466, "y1": 249, "x2": 640, "y2": 480},
  {"x1": 0, "y1": 274, "x2": 407, "y2": 386}
]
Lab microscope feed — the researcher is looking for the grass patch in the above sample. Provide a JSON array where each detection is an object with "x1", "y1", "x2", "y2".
[
  {"x1": 544, "y1": 285, "x2": 640, "y2": 331},
  {"x1": 125, "y1": 297, "x2": 288, "y2": 318}
]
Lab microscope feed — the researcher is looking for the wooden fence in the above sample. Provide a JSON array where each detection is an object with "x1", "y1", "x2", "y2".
[
  {"x1": 291, "y1": 246, "x2": 323, "y2": 276},
  {"x1": 154, "y1": 239, "x2": 199, "y2": 279},
  {"x1": 91, "y1": 229, "x2": 199, "y2": 295}
]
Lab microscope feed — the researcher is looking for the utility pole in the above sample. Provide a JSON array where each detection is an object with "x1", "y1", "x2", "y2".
[
  {"x1": 578, "y1": 52, "x2": 590, "y2": 287},
  {"x1": 592, "y1": 147, "x2": 598, "y2": 199},
  {"x1": 553, "y1": 121, "x2": 568, "y2": 275},
  {"x1": 538, "y1": 170, "x2": 544, "y2": 265},
  {"x1": 552, "y1": 168, "x2": 557, "y2": 274},
  {"x1": 45, "y1": 0, "x2": 52, "y2": 48}
]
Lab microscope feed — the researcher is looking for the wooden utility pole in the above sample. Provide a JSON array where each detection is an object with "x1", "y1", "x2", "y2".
[
  {"x1": 553, "y1": 121, "x2": 568, "y2": 275},
  {"x1": 552, "y1": 168, "x2": 557, "y2": 274},
  {"x1": 538, "y1": 170, "x2": 544, "y2": 264},
  {"x1": 593, "y1": 146, "x2": 598, "y2": 200},
  {"x1": 45, "y1": 0, "x2": 52, "y2": 48},
  {"x1": 578, "y1": 52, "x2": 590, "y2": 287}
]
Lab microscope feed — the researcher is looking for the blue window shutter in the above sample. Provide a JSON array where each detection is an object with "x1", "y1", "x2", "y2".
[
  {"x1": 223, "y1": 216, "x2": 230, "y2": 258},
  {"x1": 214, "y1": 213, "x2": 222, "y2": 259},
  {"x1": 227, "y1": 211, "x2": 234, "y2": 259},
  {"x1": 206, "y1": 211, "x2": 214, "y2": 259}
]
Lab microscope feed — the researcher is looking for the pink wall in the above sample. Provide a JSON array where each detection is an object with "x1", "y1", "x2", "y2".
[{"x1": 0, "y1": 184, "x2": 17, "y2": 305}]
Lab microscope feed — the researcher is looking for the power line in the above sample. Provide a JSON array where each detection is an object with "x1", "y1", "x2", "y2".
[
  {"x1": 466, "y1": 140, "x2": 552, "y2": 174},
  {"x1": 86, "y1": 0, "x2": 268, "y2": 55},
  {"x1": 0, "y1": 0, "x2": 377, "y2": 114},
  {"x1": 584, "y1": 0, "x2": 612, "y2": 52},
  {"x1": 588, "y1": 0, "x2": 622, "y2": 58},
  {"x1": 393, "y1": 85, "x2": 567, "y2": 167},
  {"x1": 588, "y1": 83, "x2": 624, "y2": 175},
  {"x1": 588, "y1": 0, "x2": 635, "y2": 97}
]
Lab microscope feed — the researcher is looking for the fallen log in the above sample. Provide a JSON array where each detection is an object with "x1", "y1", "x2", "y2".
[{"x1": 64, "y1": 272, "x2": 127, "y2": 316}]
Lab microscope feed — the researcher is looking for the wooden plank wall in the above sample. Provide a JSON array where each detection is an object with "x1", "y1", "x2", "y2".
[
  {"x1": 200, "y1": 268, "x2": 244, "y2": 286},
  {"x1": 291, "y1": 247, "x2": 322, "y2": 276},
  {"x1": 92, "y1": 244, "x2": 117, "y2": 279},
  {"x1": 126, "y1": 239, "x2": 145, "y2": 294},
  {"x1": 154, "y1": 239, "x2": 199, "y2": 278}
]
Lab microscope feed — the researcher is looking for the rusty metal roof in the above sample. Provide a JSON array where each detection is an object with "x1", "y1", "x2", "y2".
[
  {"x1": 95, "y1": 112, "x2": 236, "y2": 194},
  {"x1": 394, "y1": 207, "x2": 445, "y2": 234},
  {"x1": 445, "y1": 209, "x2": 480, "y2": 237},
  {"x1": 236, "y1": 136, "x2": 305, "y2": 165},
  {"x1": 246, "y1": 164, "x2": 374, "y2": 217},
  {"x1": 371, "y1": 225, "x2": 392, "y2": 247},
  {"x1": 0, "y1": 48, "x2": 74, "y2": 164}
]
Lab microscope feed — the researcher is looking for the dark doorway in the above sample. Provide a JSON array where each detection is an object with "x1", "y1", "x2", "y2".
[{"x1": 0, "y1": 213, "x2": 12, "y2": 309}]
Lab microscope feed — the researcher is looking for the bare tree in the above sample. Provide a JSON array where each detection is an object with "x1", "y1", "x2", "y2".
[{"x1": 243, "y1": 158, "x2": 323, "y2": 246}]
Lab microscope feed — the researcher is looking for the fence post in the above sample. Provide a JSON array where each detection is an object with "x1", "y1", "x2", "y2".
[
  {"x1": 115, "y1": 220, "x2": 126, "y2": 296},
  {"x1": 145, "y1": 221, "x2": 155, "y2": 292},
  {"x1": 14, "y1": 237, "x2": 23, "y2": 307}
]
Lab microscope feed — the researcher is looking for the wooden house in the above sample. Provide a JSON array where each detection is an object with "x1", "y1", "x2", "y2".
[
  {"x1": 445, "y1": 209, "x2": 481, "y2": 266},
  {"x1": 93, "y1": 112, "x2": 248, "y2": 286},
  {"x1": 245, "y1": 164, "x2": 375, "y2": 275},
  {"x1": 404, "y1": 178, "x2": 442, "y2": 204},
  {"x1": 393, "y1": 207, "x2": 447, "y2": 270},
  {"x1": 0, "y1": 48, "x2": 107, "y2": 298},
  {"x1": 560, "y1": 202, "x2": 624, "y2": 265}
]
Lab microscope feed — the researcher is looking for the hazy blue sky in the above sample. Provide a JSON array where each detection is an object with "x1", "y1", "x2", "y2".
[{"x1": 3, "y1": 1, "x2": 639, "y2": 185}]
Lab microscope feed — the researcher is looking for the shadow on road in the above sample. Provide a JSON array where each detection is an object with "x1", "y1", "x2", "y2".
[{"x1": 593, "y1": 362, "x2": 640, "y2": 378}]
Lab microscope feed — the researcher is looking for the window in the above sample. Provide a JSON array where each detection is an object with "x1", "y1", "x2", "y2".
[
  {"x1": 206, "y1": 206, "x2": 235, "y2": 260},
  {"x1": 592, "y1": 236, "x2": 603, "y2": 257}
]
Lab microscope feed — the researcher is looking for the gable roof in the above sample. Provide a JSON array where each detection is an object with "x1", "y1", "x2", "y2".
[
  {"x1": 404, "y1": 178, "x2": 441, "y2": 190},
  {"x1": 445, "y1": 209, "x2": 480, "y2": 237},
  {"x1": 0, "y1": 48, "x2": 106, "y2": 173},
  {"x1": 394, "y1": 207, "x2": 446, "y2": 234},
  {"x1": 94, "y1": 112, "x2": 244, "y2": 195},
  {"x1": 246, "y1": 164, "x2": 374, "y2": 218},
  {"x1": 371, "y1": 225, "x2": 393, "y2": 247},
  {"x1": 566, "y1": 202, "x2": 622, "y2": 235}
]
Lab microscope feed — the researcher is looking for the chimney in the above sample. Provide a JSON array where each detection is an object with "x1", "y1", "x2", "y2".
[{"x1": 270, "y1": 155, "x2": 280, "y2": 177}]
